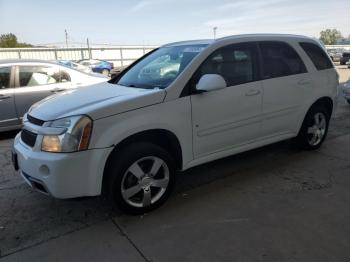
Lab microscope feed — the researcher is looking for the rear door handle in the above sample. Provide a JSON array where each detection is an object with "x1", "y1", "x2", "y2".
[
  {"x1": 245, "y1": 89, "x2": 261, "y2": 96},
  {"x1": 0, "y1": 94, "x2": 11, "y2": 100},
  {"x1": 298, "y1": 79, "x2": 311, "y2": 86}
]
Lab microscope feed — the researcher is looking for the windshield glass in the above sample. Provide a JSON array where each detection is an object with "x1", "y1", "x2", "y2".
[{"x1": 116, "y1": 44, "x2": 207, "y2": 89}]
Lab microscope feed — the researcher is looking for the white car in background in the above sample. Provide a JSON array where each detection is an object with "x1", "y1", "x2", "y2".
[
  {"x1": 0, "y1": 59, "x2": 108, "y2": 131},
  {"x1": 13, "y1": 34, "x2": 338, "y2": 214}
]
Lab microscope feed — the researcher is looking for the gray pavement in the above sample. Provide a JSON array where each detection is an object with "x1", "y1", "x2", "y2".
[{"x1": 0, "y1": 69, "x2": 350, "y2": 261}]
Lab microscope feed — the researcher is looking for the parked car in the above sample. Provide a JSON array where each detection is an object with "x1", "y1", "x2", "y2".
[
  {"x1": 340, "y1": 52, "x2": 350, "y2": 65},
  {"x1": 326, "y1": 48, "x2": 343, "y2": 62},
  {"x1": 13, "y1": 34, "x2": 338, "y2": 214},
  {"x1": 77, "y1": 59, "x2": 113, "y2": 76},
  {"x1": 110, "y1": 66, "x2": 127, "y2": 78},
  {"x1": 343, "y1": 80, "x2": 350, "y2": 104},
  {"x1": 57, "y1": 60, "x2": 92, "y2": 74},
  {"x1": 0, "y1": 59, "x2": 108, "y2": 132}
]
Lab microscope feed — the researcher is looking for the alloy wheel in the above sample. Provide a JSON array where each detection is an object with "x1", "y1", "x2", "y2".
[
  {"x1": 120, "y1": 156, "x2": 170, "y2": 208},
  {"x1": 307, "y1": 112, "x2": 327, "y2": 146}
]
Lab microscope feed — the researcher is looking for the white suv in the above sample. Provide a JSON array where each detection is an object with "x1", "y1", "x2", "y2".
[{"x1": 13, "y1": 34, "x2": 338, "y2": 214}]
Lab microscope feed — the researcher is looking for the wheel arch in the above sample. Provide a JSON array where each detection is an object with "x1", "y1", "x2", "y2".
[
  {"x1": 102, "y1": 129, "x2": 183, "y2": 193},
  {"x1": 297, "y1": 96, "x2": 333, "y2": 135},
  {"x1": 311, "y1": 96, "x2": 333, "y2": 117}
]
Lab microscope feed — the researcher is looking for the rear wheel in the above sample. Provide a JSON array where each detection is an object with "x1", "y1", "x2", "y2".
[
  {"x1": 295, "y1": 105, "x2": 330, "y2": 150},
  {"x1": 105, "y1": 143, "x2": 175, "y2": 214},
  {"x1": 101, "y1": 69, "x2": 110, "y2": 76}
]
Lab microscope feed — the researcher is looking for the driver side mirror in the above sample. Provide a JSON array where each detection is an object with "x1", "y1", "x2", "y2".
[{"x1": 195, "y1": 74, "x2": 227, "y2": 93}]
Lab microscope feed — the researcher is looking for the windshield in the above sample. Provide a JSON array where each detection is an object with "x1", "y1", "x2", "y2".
[{"x1": 116, "y1": 44, "x2": 207, "y2": 89}]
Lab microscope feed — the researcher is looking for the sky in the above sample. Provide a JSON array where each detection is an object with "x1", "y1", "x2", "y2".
[{"x1": 0, "y1": 0, "x2": 349, "y2": 46}]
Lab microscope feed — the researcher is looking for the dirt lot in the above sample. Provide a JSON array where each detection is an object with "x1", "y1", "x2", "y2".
[{"x1": 0, "y1": 66, "x2": 350, "y2": 261}]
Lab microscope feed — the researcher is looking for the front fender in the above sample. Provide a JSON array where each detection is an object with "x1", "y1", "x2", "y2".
[{"x1": 89, "y1": 97, "x2": 193, "y2": 169}]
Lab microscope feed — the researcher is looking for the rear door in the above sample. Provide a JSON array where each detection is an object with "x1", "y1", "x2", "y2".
[
  {"x1": 14, "y1": 64, "x2": 71, "y2": 118},
  {"x1": 0, "y1": 66, "x2": 20, "y2": 129},
  {"x1": 259, "y1": 41, "x2": 311, "y2": 138}
]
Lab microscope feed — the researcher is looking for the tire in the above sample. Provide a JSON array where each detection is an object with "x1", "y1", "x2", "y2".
[
  {"x1": 105, "y1": 142, "x2": 175, "y2": 214},
  {"x1": 347, "y1": 99, "x2": 350, "y2": 105},
  {"x1": 295, "y1": 105, "x2": 330, "y2": 150},
  {"x1": 101, "y1": 69, "x2": 110, "y2": 76}
]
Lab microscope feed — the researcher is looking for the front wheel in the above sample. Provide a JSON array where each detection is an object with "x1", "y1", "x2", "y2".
[
  {"x1": 295, "y1": 105, "x2": 330, "y2": 150},
  {"x1": 105, "y1": 143, "x2": 175, "y2": 214}
]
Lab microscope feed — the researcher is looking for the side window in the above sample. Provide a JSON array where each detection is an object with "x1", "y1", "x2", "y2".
[
  {"x1": 259, "y1": 41, "x2": 307, "y2": 79},
  {"x1": 0, "y1": 67, "x2": 11, "y2": 89},
  {"x1": 299, "y1": 42, "x2": 333, "y2": 70},
  {"x1": 19, "y1": 66, "x2": 60, "y2": 87},
  {"x1": 195, "y1": 43, "x2": 257, "y2": 87}
]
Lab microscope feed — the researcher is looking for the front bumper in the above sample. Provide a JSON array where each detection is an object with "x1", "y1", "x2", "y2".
[{"x1": 13, "y1": 132, "x2": 113, "y2": 198}]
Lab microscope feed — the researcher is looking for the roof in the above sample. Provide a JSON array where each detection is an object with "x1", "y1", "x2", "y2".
[
  {"x1": 162, "y1": 39, "x2": 214, "y2": 47},
  {"x1": 0, "y1": 59, "x2": 60, "y2": 65},
  {"x1": 162, "y1": 33, "x2": 314, "y2": 48}
]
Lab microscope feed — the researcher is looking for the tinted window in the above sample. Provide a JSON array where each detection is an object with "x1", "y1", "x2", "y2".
[
  {"x1": 299, "y1": 42, "x2": 333, "y2": 70},
  {"x1": 19, "y1": 66, "x2": 60, "y2": 87},
  {"x1": 0, "y1": 67, "x2": 11, "y2": 89},
  {"x1": 260, "y1": 41, "x2": 307, "y2": 79},
  {"x1": 195, "y1": 43, "x2": 257, "y2": 86}
]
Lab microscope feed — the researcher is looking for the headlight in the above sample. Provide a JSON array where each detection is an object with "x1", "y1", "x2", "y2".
[{"x1": 41, "y1": 115, "x2": 92, "y2": 153}]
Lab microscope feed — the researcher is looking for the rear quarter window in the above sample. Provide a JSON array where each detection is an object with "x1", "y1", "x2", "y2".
[{"x1": 299, "y1": 42, "x2": 333, "y2": 70}]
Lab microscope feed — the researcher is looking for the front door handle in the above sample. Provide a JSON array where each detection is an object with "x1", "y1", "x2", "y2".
[
  {"x1": 51, "y1": 88, "x2": 65, "y2": 93},
  {"x1": 0, "y1": 94, "x2": 11, "y2": 100},
  {"x1": 245, "y1": 89, "x2": 261, "y2": 96}
]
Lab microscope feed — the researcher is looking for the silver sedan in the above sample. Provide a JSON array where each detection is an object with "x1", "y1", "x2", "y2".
[{"x1": 0, "y1": 59, "x2": 108, "y2": 132}]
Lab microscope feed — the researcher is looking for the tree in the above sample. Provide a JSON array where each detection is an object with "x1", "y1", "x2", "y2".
[
  {"x1": 319, "y1": 29, "x2": 343, "y2": 45},
  {"x1": 0, "y1": 33, "x2": 32, "y2": 48}
]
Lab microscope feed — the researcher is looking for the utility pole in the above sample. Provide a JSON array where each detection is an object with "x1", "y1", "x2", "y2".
[
  {"x1": 65, "y1": 29, "x2": 68, "y2": 48},
  {"x1": 87, "y1": 38, "x2": 92, "y2": 59},
  {"x1": 213, "y1": 27, "x2": 218, "y2": 40}
]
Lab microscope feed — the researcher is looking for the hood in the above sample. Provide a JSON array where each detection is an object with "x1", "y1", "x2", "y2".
[{"x1": 28, "y1": 82, "x2": 166, "y2": 121}]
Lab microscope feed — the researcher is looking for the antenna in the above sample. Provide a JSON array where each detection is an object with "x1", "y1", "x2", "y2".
[{"x1": 65, "y1": 29, "x2": 68, "y2": 48}]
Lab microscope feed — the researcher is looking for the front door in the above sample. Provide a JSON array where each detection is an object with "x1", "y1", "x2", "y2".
[
  {"x1": 0, "y1": 66, "x2": 19, "y2": 129},
  {"x1": 190, "y1": 43, "x2": 263, "y2": 158},
  {"x1": 14, "y1": 65, "x2": 72, "y2": 118}
]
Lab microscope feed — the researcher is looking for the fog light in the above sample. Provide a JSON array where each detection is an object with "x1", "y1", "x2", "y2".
[{"x1": 39, "y1": 165, "x2": 50, "y2": 175}]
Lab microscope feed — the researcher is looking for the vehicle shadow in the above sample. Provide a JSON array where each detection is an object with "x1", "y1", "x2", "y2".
[
  {"x1": 0, "y1": 130, "x2": 20, "y2": 141},
  {"x1": 107, "y1": 139, "x2": 298, "y2": 216}
]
